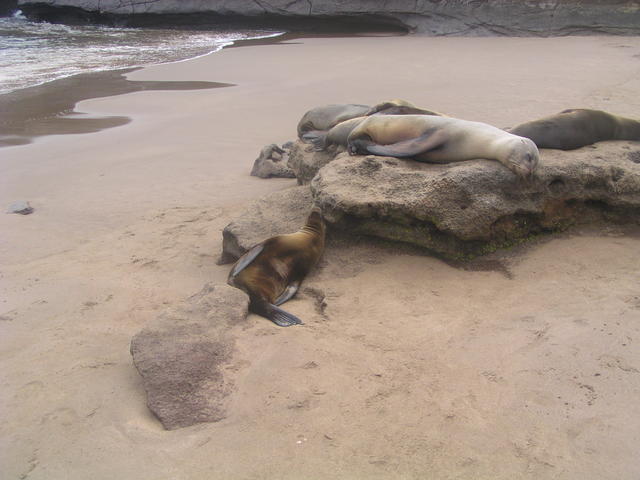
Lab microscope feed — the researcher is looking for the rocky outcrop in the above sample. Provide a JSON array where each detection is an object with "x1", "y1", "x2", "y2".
[
  {"x1": 219, "y1": 185, "x2": 313, "y2": 263},
  {"x1": 310, "y1": 143, "x2": 640, "y2": 259},
  {"x1": 130, "y1": 284, "x2": 249, "y2": 430},
  {"x1": 18, "y1": 0, "x2": 640, "y2": 36},
  {"x1": 250, "y1": 143, "x2": 295, "y2": 179}
]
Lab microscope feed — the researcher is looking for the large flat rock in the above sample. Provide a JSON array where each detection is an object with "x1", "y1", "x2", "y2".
[
  {"x1": 310, "y1": 142, "x2": 640, "y2": 259},
  {"x1": 130, "y1": 284, "x2": 249, "y2": 430}
]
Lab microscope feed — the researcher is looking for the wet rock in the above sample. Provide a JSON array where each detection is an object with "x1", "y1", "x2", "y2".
[
  {"x1": 7, "y1": 201, "x2": 33, "y2": 215},
  {"x1": 250, "y1": 143, "x2": 295, "y2": 179},
  {"x1": 130, "y1": 283, "x2": 249, "y2": 430},
  {"x1": 310, "y1": 142, "x2": 640, "y2": 259},
  {"x1": 219, "y1": 186, "x2": 313, "y2": 264}
]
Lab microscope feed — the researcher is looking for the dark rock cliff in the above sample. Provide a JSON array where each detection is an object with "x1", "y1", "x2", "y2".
[{"x1": 17, "y1": 0, "x2": 640, "y2": 35}]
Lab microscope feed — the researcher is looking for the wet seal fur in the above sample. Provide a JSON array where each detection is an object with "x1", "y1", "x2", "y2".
[
  {"x1": 508, "y1": 108, "x2": 640, "y2": 150},
  {"x1": 227, "y1": 208, "x2": 325, "y2": 327},
  {"x1": 347, "y1": 114, "x2": 539, "y2": 179}
]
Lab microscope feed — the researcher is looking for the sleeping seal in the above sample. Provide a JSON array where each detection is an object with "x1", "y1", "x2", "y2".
[
  {"x1": 227, "y1": 208, "x2": 325, "y2": 327},
  {"x1": 297, "y1": 104, "x2": 370, "y2": 143},
  {"x1": 508, "y1": 108, "x2": 640, "y2": 150},
  {"x1": 347, "y1": 115, "x2": 539, "y2": 178}
]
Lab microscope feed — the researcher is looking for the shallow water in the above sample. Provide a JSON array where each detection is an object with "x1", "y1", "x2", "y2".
[{"x1": 0, "y1": 11, "x2": 281, "y2": 94}]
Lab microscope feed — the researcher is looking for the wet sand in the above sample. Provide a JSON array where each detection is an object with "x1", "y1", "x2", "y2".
[{"x1": 1, "y1": 35, "x2": 640, "y2": 479}]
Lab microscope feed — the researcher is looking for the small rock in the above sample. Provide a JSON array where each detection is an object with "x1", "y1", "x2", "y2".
[
  {"x1": 250, "y1": 143, "x2": 296, "y2": 179},
  {"x1": 7, "y1": 201, "x2": 33, "y2": 215}
]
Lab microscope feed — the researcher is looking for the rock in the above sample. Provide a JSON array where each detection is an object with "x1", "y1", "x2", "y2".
[
  {"x1": 287, "y1": 140, "x2": 337, "y2": 185},
  {"x1": 219, "y1": 185, "x2": 313, "y2": 264},
  {"x1": 130, "y1": 283, "x2": 249, "y2": 430},
  {"x1": 310, "y1": 143, "x2": 640, "y2": 259},
  {"x1": 7, "y1": 201, "x2": 33, "y2": 215},
  {"x1": 250, "y1": 143, "x2": 295, "y2": 179},
  {"x1": 18, "y1": 1, "x2": 640, "y2": 36}
]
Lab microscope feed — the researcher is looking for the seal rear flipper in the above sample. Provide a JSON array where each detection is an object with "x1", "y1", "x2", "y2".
[
  {"x1": 269, "y1": 304, "x2": 303, "y2": 327},
  {"x1": 366, "y1": 130, "x2": 448, "y2": 158},
  {"x1": 229, "y1": 244, "x2": 264, "y2": 278},
  {"x1": 250, "y1": 297, "x2": 303, "y2": 327},
  {"x1": 273, "y1": 282, "x2": 300, "y2": 306}
]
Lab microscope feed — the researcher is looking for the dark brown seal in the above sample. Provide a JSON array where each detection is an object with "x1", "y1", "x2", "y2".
[
  {"x1": 508, "y1": 109, "x2": 640, "y2": 150},
  {"x1": 227, "y1": 208, "x2": 325, "y2": 327}
]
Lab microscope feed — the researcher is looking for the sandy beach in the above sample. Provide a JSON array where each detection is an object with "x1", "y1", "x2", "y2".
[{"x1": 1, "y1": 34, "x2": 640, "y2": 479}]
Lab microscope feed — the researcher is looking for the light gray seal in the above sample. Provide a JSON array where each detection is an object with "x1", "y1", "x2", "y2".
[
  {"x1": 297, "y1": 104, "x2": 370, "y2": 143},
  {"x1": 347, "y1": 115, "x2": 539, "y2": 178}
]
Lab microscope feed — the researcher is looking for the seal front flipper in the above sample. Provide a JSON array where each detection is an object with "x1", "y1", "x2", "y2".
[
  {"x1": 229, "y1": 244, "x2": 264, "y2": 278},
  {"x1": 366, "y1": 130, "x2": 448, "y2": 158},
  {"x1": 274, "y1": 281, "x2": 300, "y2": 306}
]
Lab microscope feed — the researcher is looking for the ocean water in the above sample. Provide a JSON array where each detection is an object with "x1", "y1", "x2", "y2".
[{"x1": 0, "y1": 11, "x2": 282, "y2": 95}]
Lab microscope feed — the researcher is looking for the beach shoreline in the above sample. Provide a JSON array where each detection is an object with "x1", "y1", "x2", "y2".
[{"x1": 1, "y1": 34, "x2": 640, "y2": 479}]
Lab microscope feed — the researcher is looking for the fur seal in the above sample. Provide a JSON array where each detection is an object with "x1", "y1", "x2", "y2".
[
  {"x1": 227, "y1": 208, "x2": 326, "y2": 327},
  {"x1": 508, "y1": 109, "x2": 640, "y2": 150},
  {"x1": 308, "y1": 103, "x2": 445, "y2": 152},
  {"x1": 297, "y1": 104, "x2": 370, "y2": 143},
  {"x1": 308, "y1": 116, "x2": 367, "y2": 151},
  {"x1": 366, "y1": 99, "x2": 445, "y2": 117},
  {"x1": 347, "y1": 115, "x2": 539, "y2": 178}
]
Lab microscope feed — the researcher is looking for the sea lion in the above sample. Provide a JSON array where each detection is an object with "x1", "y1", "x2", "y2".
[
  {"x1": 309, "y1": 104, "x2": 445, "y2": 152},
  {"x1": 307, "y1": 116, "x2": 368, "y2": 151},
  {"x1": 227, "y1": 208, "x2": 326, "y2": 327},
  {"x1": 366, "y1": 99, "x2": 445, "y2": 117},
  {"x1": 347, "y1": 115, "x2": 539, "y2": 178},
  {"x1": 297, "y1": 103, "x2": 370, "y2": 143},
  {"x1": 508, "y1": 109, "x2": 640, "y2": 150}
]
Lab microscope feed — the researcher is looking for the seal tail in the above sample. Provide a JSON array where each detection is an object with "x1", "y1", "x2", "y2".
[{"x1": 250, "y1": 297, "x2": 303, "y2": 327}]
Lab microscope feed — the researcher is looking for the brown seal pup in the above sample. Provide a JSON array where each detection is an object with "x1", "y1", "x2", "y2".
[
  {"x1": 347, "y1": 115, "x2": 539, "y2": 179},
  {"x1": 297, "y1": 104, "x2": 370, "y2": 142},
  {"x1": 507, "y1": 109, "x2": 640, "y2": 150},
  {"x1": 227, "y1": 208, "x2": 325, "y2": 327}
]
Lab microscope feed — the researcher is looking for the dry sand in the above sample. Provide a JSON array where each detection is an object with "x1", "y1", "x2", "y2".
[{"x1": 1, "y1": 35, "x2": 640, "y2": 479}]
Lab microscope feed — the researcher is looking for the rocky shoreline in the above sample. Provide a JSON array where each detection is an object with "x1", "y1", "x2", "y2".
[{"x1": 14, "y1": 0, "x2": 640, "y2": 36}]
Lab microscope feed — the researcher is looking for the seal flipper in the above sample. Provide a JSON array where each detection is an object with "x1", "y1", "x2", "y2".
[
  {"x1": 273, "y1": 282, "x2": 300, "y2": 306},
  {"x1": 269, "y1": 304, "x2": 304, "y2": 327},
  {"x1": 250, "y1": 297, "x2": 303, "y2": 327},
  {"x1": 366, "y1": 130, "x2": 448, "y2": 158},
  {"x1": 229, "y1": 244, "x2": 264, "y2": 278}
]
